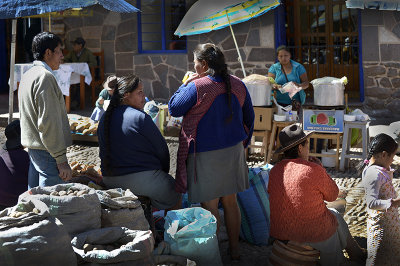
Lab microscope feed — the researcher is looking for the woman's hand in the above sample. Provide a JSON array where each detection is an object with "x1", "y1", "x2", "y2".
[
  {"x1": 391, "y1": 198, "x2": 400, "y2": 208},
  {"x1": 272, "y1": 83, "x2": 281, "y2": 89}
]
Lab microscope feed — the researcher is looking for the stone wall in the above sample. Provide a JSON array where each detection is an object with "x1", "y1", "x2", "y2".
[
  {"x1": 61, "y1": 4, "x2": 276, "y2": 103},
  {"x1": 362, "y1": 9, "x2": 400, "y2": 118}
]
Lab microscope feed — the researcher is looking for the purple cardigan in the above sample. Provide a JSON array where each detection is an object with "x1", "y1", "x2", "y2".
[{"x1": 0, "y1": 148, "x2": 29, "y2": 207}]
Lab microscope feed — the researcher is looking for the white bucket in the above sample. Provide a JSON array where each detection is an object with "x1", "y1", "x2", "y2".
[{"x1": 321, "y1": 149, "x2": 336, "y2": 168}]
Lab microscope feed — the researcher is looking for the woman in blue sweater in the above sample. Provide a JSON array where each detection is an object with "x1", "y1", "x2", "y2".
[
  {"x1": 97, "y1": 75, "x2": 180, "y2": 211},
  {"x1": 268, "y1": 45, "x2": 309, "y2": 110},
  {"x1": 169, "y1": 43, "x2": 254, "y2": 261}
]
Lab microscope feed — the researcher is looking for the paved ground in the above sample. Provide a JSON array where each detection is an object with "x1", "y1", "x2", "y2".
[{"x1": 2, "y1": 91, "x2": 400, "y2": 265}]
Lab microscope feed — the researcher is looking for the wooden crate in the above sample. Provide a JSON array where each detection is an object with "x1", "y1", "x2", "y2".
[{"x1": 254, "y1": 107, "x2": 275, "y2": 131}]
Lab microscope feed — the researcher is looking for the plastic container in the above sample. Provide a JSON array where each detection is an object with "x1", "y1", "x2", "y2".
[
  {"x1": 274, "y1": 114, "x2": 286, "y2": 121},
  {"x1": 244, "y1": 83, "x2": 272, "y2": 106},
  {"x1": 344, "y1": 114, "x2": 356, "y2": 122},
  {"x1": 321, "y1": 149, "x2": 336, "y2": 168},
  {"x1": 311, "y1": 77, "x2": 345, "y2": 106}
]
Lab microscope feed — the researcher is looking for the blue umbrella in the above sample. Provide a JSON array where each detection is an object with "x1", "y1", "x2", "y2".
[
  {"x1": 0, "y1": 0, "x2": 139, "y2": 123},
  {"x1": 0, "y1": 0, "x2": 139, "y2": 19}
]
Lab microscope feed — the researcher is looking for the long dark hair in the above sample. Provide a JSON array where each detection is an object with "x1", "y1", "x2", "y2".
[
  {"x1": 193, "y1": 43, "x2": 233, "y2": 122},
  {"x1": 357, "y1": 133, "x2": 398, "y2": 173},
  {"x1": 102, "y1": 75, "x2": 141, "y2": 176}
]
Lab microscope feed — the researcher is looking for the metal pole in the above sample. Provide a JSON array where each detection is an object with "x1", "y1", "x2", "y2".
[
  {"x1": 8, "y1": 19, "x2": 17, "y2": 124},
  {"x1": 226, "y1": 11, "x2": 246, "y2": 78}
]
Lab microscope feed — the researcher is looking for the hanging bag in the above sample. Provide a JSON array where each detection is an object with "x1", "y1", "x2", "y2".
[{"x1": 281, "y1": 64, "x2": 301, "y2": 111}]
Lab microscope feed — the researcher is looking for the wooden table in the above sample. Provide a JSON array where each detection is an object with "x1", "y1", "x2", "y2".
[
  {"x1": 65, "y1": 75, "x2": 86, "y2": 113},
  {"x1": 13, "y1": 63, "x2": 92, "y2": 113},
  {"x1": 309, "y1": 132, "x2": 343, "y2": 170}
]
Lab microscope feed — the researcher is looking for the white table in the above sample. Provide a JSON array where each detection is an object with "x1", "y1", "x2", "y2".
[{"x1": 12, "y1": 62, "x2": 92, "y2": 112}]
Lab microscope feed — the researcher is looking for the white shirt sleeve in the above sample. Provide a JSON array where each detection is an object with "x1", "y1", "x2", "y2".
[{"x1": 362, "y1": 167, "x2": 392, "y2": 210}]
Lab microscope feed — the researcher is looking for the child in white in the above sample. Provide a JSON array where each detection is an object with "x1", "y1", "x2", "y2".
[
  {"x1": 360, "y1": 133, "x2": 400, "y2": 265},
  {"x1": 90, "y1": 75, "x2": 117, "y2": 122}
]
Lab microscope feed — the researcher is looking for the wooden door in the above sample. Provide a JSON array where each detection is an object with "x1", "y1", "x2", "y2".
[{"x1": 285, "y1": 0, "x2": 359, "y2": 100}]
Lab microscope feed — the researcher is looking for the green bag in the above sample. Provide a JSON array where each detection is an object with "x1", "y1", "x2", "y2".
[{"x1": 351, "y1": 128, "x2": 361, "y2": 147}]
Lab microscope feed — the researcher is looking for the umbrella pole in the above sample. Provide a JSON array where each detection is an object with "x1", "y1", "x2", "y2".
[
  {"x1": 8, "y1": 19, "x2": 17, "y2": 124},
  {"x1": 226, "y1": 12, "x2": 246, "y2": 78},
  {"x1": 49, "y1": 13, "x2": 51, "y2": 32}
]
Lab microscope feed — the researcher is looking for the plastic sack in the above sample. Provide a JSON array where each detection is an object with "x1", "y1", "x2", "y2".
[
  {"x1": 18, "y1": 183, "x2": 101, "y2": 236},
  {"x1": 96, "y1": 188, "x2": 141, "y2": 209},
  {"x1": 279, "y1": 81, "x2": 302, "y2": 99},
  {"x1": 348, "y1": 109, "x2": 369, "y2": 147},
  {"x1": 71, "y1": 227, "x2": 154, "y2": 265},
  {"x1": 350, "y1": 108, "x2": 370, "y2": 122},
  {"x1": 310, "y1": 76, "x2": 347, "y2": 86},
  {"x1": 96, "y1": 188, "x2": 149, "y2": 231},
  {"x1": 237, "y1": 164, "x2": 272, "y2": 245},
  {"x1": 0, "y1": 199, "x2": 49, "y2": 230},
  {"x1": 0, "y1": 217, "x2": 77, "y2": 265},
  {"x1": 144, "y1": 101, "x2": 162, "y2": 130},
  {"x1": 164, "y1": 207, "x2": 222, "y2": 266},
  {"x1": 242, "y1": 74, "x2": 270, "y2": 84}
]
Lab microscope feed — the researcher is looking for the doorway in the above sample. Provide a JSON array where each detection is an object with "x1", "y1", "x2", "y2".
[{"x1": 285, "y1": 0, "x2": 360, "y2": 101}]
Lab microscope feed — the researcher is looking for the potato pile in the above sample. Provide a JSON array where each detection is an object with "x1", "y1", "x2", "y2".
[
  {"x1": 49, "y1": 188, "x2": 89, "y2": 197},
  {"x1": 71, "y1": 161, "x2": 102, "y2": 178},
  {"x1": 69, "y1": 117, "x2": 98, "y2": 135},
  {"x1": 8, "y1": 208, "x2": 40, "y2": 218},
  {"x1": 83, "y1": 242, "x2": 134, "y2": 253}
]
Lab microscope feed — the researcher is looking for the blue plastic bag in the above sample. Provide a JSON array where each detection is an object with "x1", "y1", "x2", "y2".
[
  {"x1": 164, "y1": 207, "x2": 222, "y2": 266},
  {"x1": 237, "y1": 164, "x2": 272, "y2": 245}
]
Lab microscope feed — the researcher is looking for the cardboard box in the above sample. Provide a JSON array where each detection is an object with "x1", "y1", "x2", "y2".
[
  {"x1": 254, "y1": 107, "x2": 274, "y2": 131},
  {"x1": 303, "y1": 109, "x2": 344, "y2": 133}
]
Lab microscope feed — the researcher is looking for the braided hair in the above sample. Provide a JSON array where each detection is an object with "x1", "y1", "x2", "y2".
[
  {"x1": 356, "y1": 133, "x2": 398, "y2": 173},
  {"x1": 102, "y1": 75, "x2": 141, "y2": 176},
  {"x1": 193, "y1": 43, "x2": 233, "y2": 123}
]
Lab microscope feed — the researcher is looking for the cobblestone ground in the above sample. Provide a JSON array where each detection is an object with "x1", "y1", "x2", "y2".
[{"x1": 3, "y1": 130, "x2": 399, "y2": 265}]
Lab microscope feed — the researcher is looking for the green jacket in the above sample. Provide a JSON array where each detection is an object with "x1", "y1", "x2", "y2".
[
  {"x1": 64, "y1": 47, "x2": 97, "y2": 67},
  {"x1": 18, "y1": 61, "x2": 72, "y2": 164}
]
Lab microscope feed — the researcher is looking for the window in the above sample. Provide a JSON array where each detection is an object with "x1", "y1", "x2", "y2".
[{"x1": 137, "y1": 0, "x2": 187, "y2": 53}]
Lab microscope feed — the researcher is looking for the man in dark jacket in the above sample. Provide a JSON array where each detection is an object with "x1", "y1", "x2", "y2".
[{"x1": 63, "y1": 37, "x2": 96, "y2": 67}]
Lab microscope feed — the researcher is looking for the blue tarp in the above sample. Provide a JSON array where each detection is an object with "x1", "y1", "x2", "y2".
[
  {"x1": 346, "y1": 0, "x2": 400, "y2": 10},
  {"x1": 0, "y1": 0, "x2": 139, "y2": 19}
]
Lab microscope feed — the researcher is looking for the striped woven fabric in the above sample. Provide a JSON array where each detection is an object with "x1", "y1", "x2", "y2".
[{"x1": 237, "y1": 164, "x2": 272, "y2": 245}]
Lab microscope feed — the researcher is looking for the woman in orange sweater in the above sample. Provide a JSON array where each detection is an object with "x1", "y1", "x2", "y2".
[{"x1": 268, "y1": 124, "x2": 365, "y2": 265}]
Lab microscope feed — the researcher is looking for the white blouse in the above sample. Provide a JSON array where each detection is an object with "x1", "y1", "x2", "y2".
[{"x1": 362, "y1": 165, "x2": 394, "y2": 211}]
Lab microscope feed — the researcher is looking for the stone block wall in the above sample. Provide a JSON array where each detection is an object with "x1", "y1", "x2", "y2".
[
  {"x1": 61, "y1": 4, "x2": 276, "y2": 103},
  {"x1": 132, "y1": 11, "x2": 276, "y2": 102},
  {"x1": 362, "y1": 9, "x2": 400, "y2": 118}
]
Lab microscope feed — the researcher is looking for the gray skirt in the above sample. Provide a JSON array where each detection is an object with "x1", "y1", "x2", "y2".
[
  {"x1": 187, "y1": 141, "x2": 249, "y2": 203},
  {"x1": 103, "y1": 170, "x2": 180, "y2": 210}
]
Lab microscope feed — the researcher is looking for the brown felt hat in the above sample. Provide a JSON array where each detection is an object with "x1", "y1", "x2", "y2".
[{"x1": 274, "y1": 124, "x2": 314, "y2": 154}]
